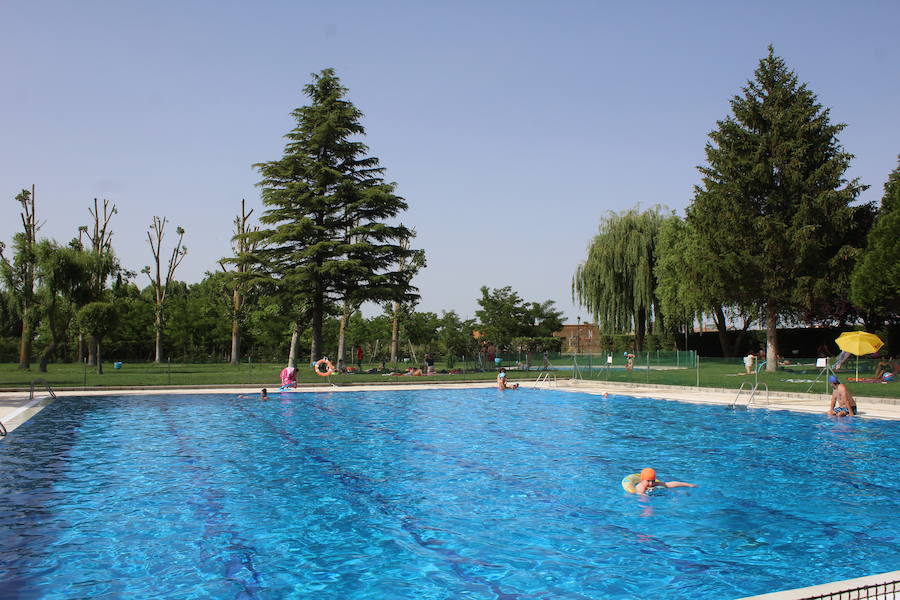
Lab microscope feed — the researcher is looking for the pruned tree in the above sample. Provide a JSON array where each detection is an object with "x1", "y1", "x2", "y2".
[
  {"x1": 0, "y1": 187, "x2": 39, "y2": 370},
  {"x1": 142, "y1": 217, "x2": 187, "y2": 363},
  {"x1": 389, "y1": 237, "x2": 424, "y2": 365},
  {"x1": 220, "y1": 199, "x2": 260, "y2": 365},
  {"x1": 78, "y1": 198, "x2": 119, "y2": 364}
]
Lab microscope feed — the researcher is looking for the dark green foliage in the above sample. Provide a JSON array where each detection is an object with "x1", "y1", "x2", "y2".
[
  {"x1": 248, "y1": 69, "x2": 421, "y2": 362},
  {"x1": 475, "y1": 286, "x2": 564, "y2": 350},
  {"x1": 851, "y1": 157, "x2": 900, "y2": 322},
  {"x1": 438, "y1": 310, "x2": 478, "y2": 360},
  {"x1": 34, "y1": 240, "x2": 93, "y2": 370},
  {"x1": 686, "y1": 47, "x2": 868, "y2": 368}
]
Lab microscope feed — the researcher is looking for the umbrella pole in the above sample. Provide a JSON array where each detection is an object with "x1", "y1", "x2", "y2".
[{"x1": 856, "y1": 355, "x2": 859, "y2": 381}]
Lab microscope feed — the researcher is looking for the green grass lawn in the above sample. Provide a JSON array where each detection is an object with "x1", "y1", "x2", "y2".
[
  {"x1": 1, "y1": 359, "x2": 897, "y2": 399},
  {"x1": 580, "y1": 360, "x2": 900, "y2": 399}
]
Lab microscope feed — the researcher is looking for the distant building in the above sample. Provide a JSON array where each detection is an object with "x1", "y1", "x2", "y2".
[{"x1": 553, "y1": 322, "x2": 603, "y2": 354}]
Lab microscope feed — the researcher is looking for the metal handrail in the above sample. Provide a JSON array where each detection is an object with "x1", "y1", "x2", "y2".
[
  {"x1": 29, "y1": 378, "x2": 57, "y2": 402},
  {"x1": 751, "y1": 383, "x2": 769, "y2": 407},
  {"x1": 0, "y1": 419, "x2": 7, "y2": 437},
  {"x1": 732, "y1": 382, "x2": 769, "y2": 408},
  {"x1": 534, "y1": 371, "x2": 557, "y2": 389}
]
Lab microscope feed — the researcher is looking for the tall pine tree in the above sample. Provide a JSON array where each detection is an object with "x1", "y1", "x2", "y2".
[
  {"x1": 686, "y1": 47, "x2": 867, "y2": 371},
  {"x1": 250, "y1": 69, "x2": 419, "y2": 363}
]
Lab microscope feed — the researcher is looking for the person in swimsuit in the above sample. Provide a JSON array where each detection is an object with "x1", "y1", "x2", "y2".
[
  {"x1": 497, "y1": 368, "x2": 519, "y2": 390},
  {"x1": 239, "y1": 388, "x2": 268, "y2": 400},
  {"x1": 630, "y1": 468, "x2": 696, "y2": 495},
  {"x1": 828, "y1": 375, "x2": 857, "y2": 416}
]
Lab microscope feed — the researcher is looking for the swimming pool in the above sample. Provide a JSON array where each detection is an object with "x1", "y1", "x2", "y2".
[{"x1": 1, "y1": 389, "x2": 897, "y2": 599}]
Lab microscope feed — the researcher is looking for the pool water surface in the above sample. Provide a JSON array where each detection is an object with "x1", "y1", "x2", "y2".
[{"x1": 0, "y1": 388, "x2": 897, "y2": 599}]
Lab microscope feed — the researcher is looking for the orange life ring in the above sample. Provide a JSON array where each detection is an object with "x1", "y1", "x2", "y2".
[{"x1": 314, "y1": 358, "x2": 335, "y2": 376}]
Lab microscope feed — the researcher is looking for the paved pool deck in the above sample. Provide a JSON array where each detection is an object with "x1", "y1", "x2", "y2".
[{"x1": 1, "y1": 379, "x2": 898, "y2": 599}]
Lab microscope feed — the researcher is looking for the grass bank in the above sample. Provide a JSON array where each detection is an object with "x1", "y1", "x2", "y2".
[{"x1": 0, "y1": 359, "x2": 897, "y2": 399}]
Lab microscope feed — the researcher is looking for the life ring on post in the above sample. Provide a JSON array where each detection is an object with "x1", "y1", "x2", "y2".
[{"x1": 314, "y1": 358, "x2": 335, "y2": 377}]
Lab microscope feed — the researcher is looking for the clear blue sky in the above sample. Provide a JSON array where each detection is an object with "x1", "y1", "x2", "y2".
[{"x1": 2, "y1": 1, "x2": 898, "y2": 323}]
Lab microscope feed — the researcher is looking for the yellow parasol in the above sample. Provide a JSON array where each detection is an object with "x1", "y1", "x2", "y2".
[{"x1": 835, "y1": 331, "x2": 884, "y2": 380}]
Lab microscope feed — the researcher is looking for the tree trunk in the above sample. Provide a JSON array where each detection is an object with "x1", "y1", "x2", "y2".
[
  {"x1": 713, "y1": 307, "x2": 734, "y2": 357},
  {"x1": 336, "y1": 305, "x2": 352, "y2": 367},
  {"x1": 17, "y1": 317, "x2": 32, "y2": 370},
  {"x1": 229, "y1": 287, "x2": 242, "y2": 366},
  {"x1": 309, "y1": 289, "x2": 323, "y2": 364},
  {"x1": 154, "y1": 312, "x2": 164, "y2": 363},
  {"x1": 39, "y1": 311, "x2": 59, "y2": 373},
  {"x1": 39, "y1": 340, "x2": 56, "y2": 373},
  {"x1": 87, "y1": 337, "x2": 99, "y2": 367},
  {"x1": 390, "y1": 301, "x2": 400, "y2": 365},
  {"x1": 634, "y1": 308, "x2": 646, "y2": 352},
  {"x1": 230, "y1": 317, "x2": 241, "y2": 366},
  {"x1": 288, "y1": 320, "x2": 301, "y2": 369},
  {"x1": 95, "y1": 336, "x2": 103, "y2": 374},
  {"x1": 77, "y1": 332, "x2": 84, "y2": 363},
  {"x1": 765, "y1": 300, "x2": 778, "y2": 373}
]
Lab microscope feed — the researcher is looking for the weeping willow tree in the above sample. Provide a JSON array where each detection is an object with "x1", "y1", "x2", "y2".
[{"x1": 572, "y1": 207, "x2": 666, "y2": 350}]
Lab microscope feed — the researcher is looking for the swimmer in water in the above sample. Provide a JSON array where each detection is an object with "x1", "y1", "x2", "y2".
[
  {"x1": 239, "y1": 388, "x2": 269, "y2": 400},
  {"x1": 631, "y1": 468, "x2": 696, "y2": 495}
]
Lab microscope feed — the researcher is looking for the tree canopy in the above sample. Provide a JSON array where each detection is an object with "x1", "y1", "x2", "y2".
[
  {"x1": 475, "y1": 286, "x2": 563, "y2": 349},
  {"x1": 572, "y1": 206, "x2": 665, "y2": 350},
  {"x1": 851, "y1": 156, "x2": 900, "y2": 323},
  {"x1": 685, "y1": 47, "x2": 868, "y2": 370},
  {"x1": 248, "y1": 68, "x2": 421, "y2": 363}
]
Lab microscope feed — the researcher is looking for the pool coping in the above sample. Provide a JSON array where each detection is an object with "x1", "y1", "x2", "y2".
[
  {"x1": 2, "y1": 379, "x2": 899, "y2": 437},
  {"x1": 736, "y1": 569, "x2": 899, "y2": 599}
]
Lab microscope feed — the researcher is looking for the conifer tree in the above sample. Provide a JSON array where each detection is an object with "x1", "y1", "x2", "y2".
[
  {"x1": 250, "y1": 69, "x2": 420, "y2": 363},
  {"x1": 686, "y1": 47, "x2": 867, "y2": 371},
  {"x1": 851, "y1": 157, "x2": 900, "y2": 323}
]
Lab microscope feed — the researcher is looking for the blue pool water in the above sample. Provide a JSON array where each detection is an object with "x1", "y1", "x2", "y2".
[{"x1": 1, "y1": 388, "x2": 898, "y2": 599}]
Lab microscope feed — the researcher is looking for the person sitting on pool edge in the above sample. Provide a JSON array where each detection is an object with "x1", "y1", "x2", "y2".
[
  {"x1": 828, "y1": 375, "x2": 857, "y2": 416},
  {"x1": 497, "y1": 368, "x2": 519, "y2": 390},
  {"x1": 630, "y1": 468, "x2": 696, "y2": 495}
]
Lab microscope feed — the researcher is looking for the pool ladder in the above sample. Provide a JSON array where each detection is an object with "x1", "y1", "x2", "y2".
[
  {"x1": 0, "y1": 379, "x2": 55, "y2": 437},
  {"x1": 533, "y1": 371, "x2": 557, "y2": 389},
  {"x1": 732, "y1": 382, "x2": 768, "y2": 408},
  {"x1": 30, "y1": 378, "x2": 57, "y2": 402}
]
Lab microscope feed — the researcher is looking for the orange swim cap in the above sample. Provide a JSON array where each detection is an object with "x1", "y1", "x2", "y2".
[{"x1": 640, "y1": 468, "x2": 656, "y2": 481}]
